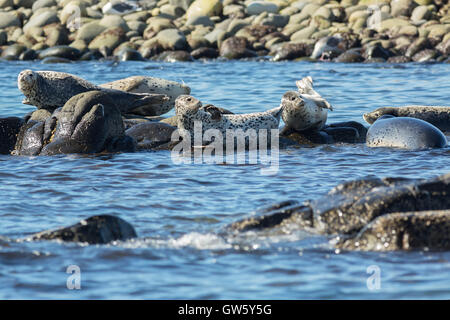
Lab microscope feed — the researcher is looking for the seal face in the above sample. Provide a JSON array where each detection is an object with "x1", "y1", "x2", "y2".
[
  {"x1": 281, "y1": 77, "x2": 332, "y2": 133},
  {"x1": 363, "y1": 105, "x2": 450, "y2": 133},
  {"x1": 366, "y1": 116, "x2": 448, "y2": 149},
  {"x1": 17, "y1": 70, "x2": 168, "y2": 114},
  {"x1": 175, "y1": 95, "x2": 282, "y2": 145}
]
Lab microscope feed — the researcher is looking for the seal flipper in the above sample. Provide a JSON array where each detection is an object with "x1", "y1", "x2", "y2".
[{"x1": 202, "y1": 104, "x2": 223, "y2": 121}]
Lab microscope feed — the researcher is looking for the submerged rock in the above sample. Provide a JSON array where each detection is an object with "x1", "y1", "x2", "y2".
[
  {"x1": 229, "y1": 173, "x2": 450, "y2": 251},
  {"x1": 27, "y1": 215, "x2": 137, "y2": 244}
]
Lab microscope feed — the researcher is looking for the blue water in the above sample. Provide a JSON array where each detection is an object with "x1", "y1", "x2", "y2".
[{"x1": 0, "y1": 60, "x2": 449, "y2": 299}]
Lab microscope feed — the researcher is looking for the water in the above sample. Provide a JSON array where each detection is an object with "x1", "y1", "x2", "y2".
[{"x1": 0, "y1": 60, "x2": 449, "y2": 299}]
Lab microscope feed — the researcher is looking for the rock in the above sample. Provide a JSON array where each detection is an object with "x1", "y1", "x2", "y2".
[
  {"x1": 0, "y1": 12, "x2": 21, "y2": 29},
  {"x1": 186, "y1": 15, "x2": 215, "y2": 27},
  {"x1": 19, "y1": 49, "x2": 38, "y2": 61},
  {"x1": 387, "y1": 55, "x2": 411, "y2": 63},
  {"x1": 0, "y1": 0, "x2": 13, "y2": 8},
  {"x1": 43, "y1": 23, "x2": 70, "y2": 47},
  {"x1": 170, "y1": 0, "x2": 194, "y2": 11},
  {"x1": 246, "y1": 1, "x2": 278, "y2": 16},
  {"x1": 0, "y1": 30, "x2": 6, "y2": 46},
  {"x1": 412, "y1": 49, "x2": 438, "y2": 62},
  {"x1": 76, "y1": 21, "x2": 107, "y2": 43},
  {"x1": 0, "y1": 117, "x2": 24, "y2": 154},
  {"x1": 126, "y1": 122, "x2": 176, "y2": 150},
  {"x1": 220, "y1": 36, "x2": 257, "y2": 59},
  {"x1": 99, "y1": 14, "x2": 129, "y2": 32},
  {"x1": 23, "y1": 10, "x2": 60, "y2": 34},
  {"x1": 191, "y1": 47, "x2": 219, "y2": 59},
  {"x1": 159, "y1": 4, "x2": 186, "y2": 19},
  {"x1": 260, "y1": 14, "x2": 289, "y2": 28},
  {"x1": 390, "y1": 0, "x2": 416, "y2": 17},
  {"x1": 88, "y1": 27, "x2": 127, "y2": 52},
  {"x1": 363, "y1": 43, "x2": 393, "y2": 60},
  {"x1": 229, "y1": 172, "x2": 450, "y2": 243},
  {"x1": 411, "y1": 5, "x2": 431, "y2": 23},
  {"x1": 38, "y1": 91, "x2": 136, "y2": 156},
  {"x1": 27, "y1": 215, "x2": 137, "y2": 244},
  {"x1": 157, "y1": 50, "x2": 194, "y2": 62},
  {"x1": 38, "y1": 45, "x2": 81, "y2": 60},
  {"x1": 13, "y1": 0, "x2": 33, "y2": 7},
  {"x1": 272, "y1": 42, "x2": 313, "y2": 61},
  {"x1": 436, "y1": 39, "x2": 450, "y2": 56},
  {"x1": 117, "y1": 48, "x2": 145, "y2": 61},
  {"x1": 334, "y1": 49, "x2": 364, "y2": 62},
  {"x1": 185, "y1": 0, "x2": 222, "y2": 21},
  {"x1": 405, "y1": 37, "x2": 429, "y2": 57},
  {"x1": 378, "y1": 18, "x2": 412, "y2": 32},
  {"x1": 1, "y1": 44, "x2": 27, "y2": 60},
  {"x1": 156, "y1": 28, "x2": 188, "y2": 50},
  {"x1": 32, "y1": 0, "x2": 56, "y2": 11},
  {"x1": 290, "y1": 26, "x2": 317, "y2": 41},
  {"x1": 60, "y1": 1, "x2": 87, "y2": 25}
]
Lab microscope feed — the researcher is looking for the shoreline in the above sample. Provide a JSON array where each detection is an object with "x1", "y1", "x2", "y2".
[{"x1": 0, "y1": 0, "x2": 448, "y2": 64}]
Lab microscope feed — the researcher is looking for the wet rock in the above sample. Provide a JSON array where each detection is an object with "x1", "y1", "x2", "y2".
[
  {"x1": 41, "y1": 56, "x2": 72, "y2": 63},
  {"x1": 412, "y1": 49, "x2": 438, "y2": 62},
  {"x1": 126, "y1": 122, "x2": 176, "y2": 150},
  {"x1": 230, "y1": 173, "x2": 450, "y2": 241},
  {"x1": 117, "y1": 48, "x2": 145, "y2": 61},
  {"x1": 363, "y1": 43, "x2": 393, "y2": 60},
  {"x1": 1, "y1": 44, "x2": 27, "y2": 60},
  {"x1": 272, "y1": 42, "x2": 313, "y2": 61},
  {"x1": 19, "y1": 49, "x2": 38, "y2": 61},
  {"x1": 337, "y1": 210, "x2": 450, "y2": 251},
  {"x1": 38, "y1": 45, "x2": 81, "y2": 60},
  {"x1": 157, "y1": 50, "x2": 194, "y2": 62},
  {"x1": 334, "y1": 49, "x2": 364, "y2": 63},
  {"x1": 387, "y1": 55, "x2": 412, "y2": 63},
  {"x1": 23, "y1": 10, "x2": 60, "y2": 34},
  {"x1": 281, "y1": 130, "x2": 332, "y2": 146},
  {"x1": 0, "y1": 117, "x2": 24, "y2": 155},
  {"x1": 220, "y1": 36, "x2": 257, "y2": 59},
  {"x1": 27, "y1": 215, "x2": 137, "y2": 244},
  {"x1": 191, "y1": 47, "x2": 219, "y2": 59}
]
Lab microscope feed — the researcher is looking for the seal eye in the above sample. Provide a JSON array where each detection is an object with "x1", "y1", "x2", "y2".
[
  {"x1": 187, "y1": 97, "x2": 192, "y2": 102},
  {"x1": 291, "y1": 96, "x2": 296, "y2": 101}
]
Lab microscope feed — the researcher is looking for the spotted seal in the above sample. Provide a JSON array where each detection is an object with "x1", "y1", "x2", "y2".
[
  {"x1": 175, "y1": 95, "x2": 282, "y2": 145},
  {"x1": 363, "y1": 105, "x2": 450, "y2": 132},
  {"x1": 366, "y1": 115, "x2": 447, "y2": 149},
  {"x1": 100, "y1": 76, "x2": 191, "y2": 116},
  {"x1": 17, "y1": 70, "x2": 168, "y2": 114},
  {"x1": 281, "y1": 77, "x2": 333, "y2": 133}
]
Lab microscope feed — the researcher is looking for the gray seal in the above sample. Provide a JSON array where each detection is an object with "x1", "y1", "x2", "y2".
[
  {"x1": 363, "y1": 105, "x2": 450, "y2": 132},
  {"x1": 366, "y1": 115, "x2": 447, "y2": 149},
  {"x1": 17, "y1": 70, "x2": 168, "y2": 114}
]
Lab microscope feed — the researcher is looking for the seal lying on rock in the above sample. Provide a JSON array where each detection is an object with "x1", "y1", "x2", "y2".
[
  {"x1": 229, "y1": 172, "x2": 450, "y2": 251},
  {"x1": 363, "y1": 105, "x2": 450, "y2": 132},
  {"x1": 14, "y1": 91, "x2": 136, "y2": 156},
  {"x1": 17, "y1": 70, "x2": 168, "y2": 114},
  {"x1": 281, "y1": 77, "x2": 333, "y2": 134},
  {"x1": 100, "y1": 76, "x2": 191, "y2": 116},
  {"x1": 366, "y1": 115, "x2": 447, "y2": 149},
  {"x1": 25, "y1": 215, "x2": 137, "y2": 244},
  {"x1": 175, "y1": 95, "x2": 282, "y2": 145}
]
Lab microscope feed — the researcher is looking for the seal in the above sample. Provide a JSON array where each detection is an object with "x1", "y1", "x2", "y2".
[
  {"x1": 363, "y1": 105, "x2": 450, "y2": 132},
  {"x1": 366, "y1": 115, "x2": 448, "y2": 149},
  {"x1": 100, "y1": 75, "x2": 191, "y2": 116},
  {"x1": 175, "y1": 95, "x2": 282, "y2": 145},
  {"x1": 17, "y1": 70, "x2": 168, "y2": 114},
  {"x1": 281, "y1": 77, "x2": 333, "y2": 134}
]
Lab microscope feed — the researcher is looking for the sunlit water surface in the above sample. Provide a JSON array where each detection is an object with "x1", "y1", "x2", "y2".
[{"x1": 0, "y1": 60, "x2": 449, "y2": 299}]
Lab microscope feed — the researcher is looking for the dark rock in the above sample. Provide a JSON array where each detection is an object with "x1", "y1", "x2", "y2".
[
  {"x1": 117, "y1": 48, "x2": 145, "y2": 61},
  {"x1": 27, "y1": 215, "x2": 137, "y2": 244},
  {"x1": 1, "y1": 44, "x2": 27, "y2": 60},
  {"x1": 38, "y1": 45, "x2": 81, "y2": 60},
  {"x1": 126, "y1": 122, "x2": 176, "y2": 150},
  {"x1": 363, "y1": 43, "x2": 393, "y2": 60},
  {"x1": 405, "y1": 37, "x2": 429, "y2": 58},
  {"x1": 281, "y1": 129, "x2": 332, "y2": 145},
  {"x1": 334, "y1": 49, "x2": 364, "y2": 63},
  {"x1": 41, "y1": 56, "x2": 73, "y2": 63},
  {"x1": 191, "y1": 47, "x2": 219, "y2": 59},
  {"x1": 325, "y1": 121, "x2": 368, "y2": 143},
  {"x1": 19, "y1": 49, "x2": 38, "y2": 61},
  {"x1": 0, "y1": 117, "x2": 24, "y2": 155},
  {"x1": 322, "y1": 127, "x2": 360, "y2": 143},
  {"x1": 79, "y1": 51, "x2": 103, "y2": 61},
  {"x1": 219, "y1": 36, "x2": 257, "y2": 59},
  {"x1": 139, "y1": 42, "x2": 163, "y2": 59},
  {"x1": 272, "y1": 42, "x2": 313, "y2": 61}
]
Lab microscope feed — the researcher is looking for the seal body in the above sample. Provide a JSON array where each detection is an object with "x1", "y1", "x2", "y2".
[
  {"x1": 17, "y1": 70, "x2": 167, "y2": 114},
  {"x1": 366, "y1": 116, "x2": 447, "y2": 149},
  {"x1": 100, "y1": 76, "x2": 191, "y2": 116},
  {"x1": 363, "y1": 106, "x2": 450, "y2": 132},
  {"x1": 175, "y1": 95, "x2": 282, "y2": 145}
]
